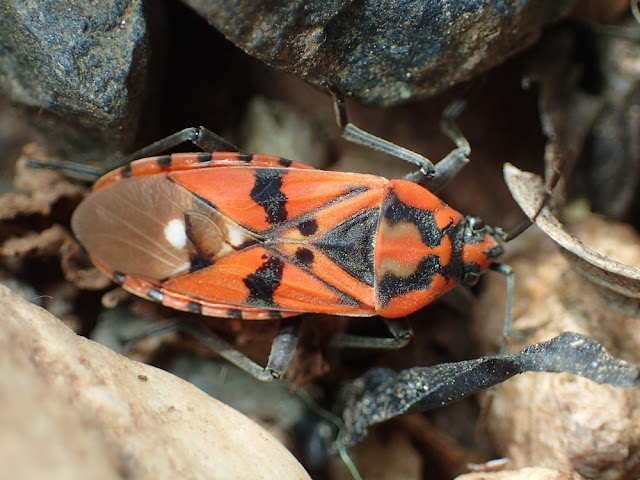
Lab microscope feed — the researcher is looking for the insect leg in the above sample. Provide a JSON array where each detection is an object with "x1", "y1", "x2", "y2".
[
  {"x1": 329, "y1": 86, "x2": 436, "y2": 179},
  {"x1": 331, "y1": 318, "x2": 413, "y2": 350},
  {"x1": 25, "y1": 157, "x2": 104, "y2": 182},
  {"x1": 264, "y1": 320, "x2": 300, "y2": 378},
  {"x1": 27, "y1": 127, "x2": 240, "y2": 179},
  {"x1": 489, "y1": 262, "x2": 514, "y2": 353},
  {"x1": 329, "y1": 86, "x2": 473, "y2": 189},
  {"x1": 425, "y1": 98, "x2": 471, "y2": 192},
  {"x1": 122, "y1": 126, "x2": 239, "y2": 163},
  {"x1": 504, "y1": 161, "x2": 565, "y2": 241},
  {"x1": 181, "y1": 320, "x2": 299, "y2": 381}
]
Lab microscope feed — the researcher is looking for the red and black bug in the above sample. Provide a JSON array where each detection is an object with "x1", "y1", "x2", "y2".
[{"x1": 31, "y1": 92, "x2": 525, "y2": 380}]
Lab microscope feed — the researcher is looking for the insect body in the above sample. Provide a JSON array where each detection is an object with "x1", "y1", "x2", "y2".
[
  {"x1": 34, "y1": 93, "x2": 517, "y2": 379},
  {"x1": 72, "y1": 151, "x2": 505, "y2": 320}
]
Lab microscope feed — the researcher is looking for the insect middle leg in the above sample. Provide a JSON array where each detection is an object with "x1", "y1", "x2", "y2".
[{"x1": 331, "y1": 318, "x2": 413, "y2": 350}]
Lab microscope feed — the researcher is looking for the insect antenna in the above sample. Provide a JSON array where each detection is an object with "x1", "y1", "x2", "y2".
[{"x1": 503, "y1": 160, "x2": 566, "y2": 242}]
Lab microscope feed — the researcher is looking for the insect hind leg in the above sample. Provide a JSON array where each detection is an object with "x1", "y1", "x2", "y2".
[
  {"x1": 26, "y1": 127, "x2": 240, "y2": 180},
  {"x1": 181, "y1": 319, "x2": 300, "y2": 381},
  {"x1": 122, "y1": 126, "x2": 239, "y2": 164},
  {"x1": 25, "y1": 157, "x2": 104, "y2": 182}
]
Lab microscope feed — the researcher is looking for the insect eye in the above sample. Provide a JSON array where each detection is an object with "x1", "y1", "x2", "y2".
[
  {"x1": 462, "y1": 270, "x2": 480, "y2": 286},
  {"x1": 469, "y1": 217, "x2": 485, "y2": 231}
]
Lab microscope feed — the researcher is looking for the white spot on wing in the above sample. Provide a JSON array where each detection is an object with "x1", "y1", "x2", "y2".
[
  {"x1": 227, "y1": 224, "x2": 249, "y2": 247},
  {"x1": 164, "y1": 218, "x2": 187, "y2": 250}
]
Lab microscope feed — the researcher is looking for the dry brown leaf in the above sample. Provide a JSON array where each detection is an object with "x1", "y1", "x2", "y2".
[{"x1": 504, "y1": 163, "x2": 640, "y2": 314}]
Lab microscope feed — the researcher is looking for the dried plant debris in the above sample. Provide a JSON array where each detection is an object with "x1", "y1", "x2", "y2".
[
  {"x1": 524, "y1": 20, "x2": 640, "y2": 220},
  {"x1": 504, "y1": 164, "x2": 640, "y2": 314},
  {"x1": 580, "y1": 16, "x2": 640, "y2": 218},
  {"x1": 0, "y1": 148, "x2": 108, "y2": 278},
  {"x1": 1, "y1": 149, "x2": 85, "y2": 224},
  {"x1": 523, "y1": 27, "x2": 603, "y2": 196},
  {"x1": 331, "y1": 332, "x2": 640, "y2": 449}
]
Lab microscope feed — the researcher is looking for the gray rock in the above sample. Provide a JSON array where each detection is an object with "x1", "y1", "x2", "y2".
[
  {"x1": 0, "y1": 0, "x2": 148, "y2": 155},
  {"x1": 182, "y1": 0, "x2": 576, "y2": 106}
]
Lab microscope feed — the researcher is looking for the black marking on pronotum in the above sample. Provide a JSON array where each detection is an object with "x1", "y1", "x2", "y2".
[
  {"x1": 376, "y1": 256, "x2": 443, "y2": 308},
  {"x1": 183, "y1": 213, "x2": 214, "y2": 272},
  {"x1": 148, "y1": 288, "x2": 164, "y2": 302},
  {"x1": 120, "y1": 164, "x2": 133, "y2": 178},
  {"x1": 382, "y1": 190, "x2": 454, "y2": 248},
  {"x1": 243, "y1": 255, "x2": 284, "y2": 307},
  {"x1": 156, "y1": 155, "x2": 172, "y2": 168},
  {"x1": 237, "y1": 154, "x2": 254, "y2": 162},
  {"x1": 251, "y1": 169, "x2": 287, "y2": 224},
  {"x1": 375, "y1": 222, "x2": 468, "y2": 308},
  {"x1": 295, "y1": 247, "x2": 314, "y2": 266},
  {"x1": 314, "y1": 209, "x2": 378, "y2": 286},
  {"x1": 196, "y1": 152, "x2": 212, "y2": 163},
  {"x1": 113, "y1": 271, "x2": 126, "y2": 285},
  {"x1": 298, "y1": 218, "x2": 319, "y2": 236},
  {"x1": 186, "y1": 302, "x2": 202, "y2": 314},
  {"x1": 278, "y1": 157, "x2": 293, "y2": 167}
]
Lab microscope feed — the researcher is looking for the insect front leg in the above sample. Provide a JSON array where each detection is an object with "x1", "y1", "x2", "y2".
[
  {"x1": 329, "y1": 86, "x2": 436, "y2": 179},
  {"x1": 489, "y1": 262, "x2": 514, "y2": 354},
  {"x1": 425, "y1": 98, "x2": 471, "y2": 192},
  {"x1": 329, "y1": 86, "x2": 472, "y2": 190}
]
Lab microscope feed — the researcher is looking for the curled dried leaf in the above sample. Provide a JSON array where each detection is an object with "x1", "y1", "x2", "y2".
[{"x1": 504, "y1": 163, "x2": 640, "y2": 313}]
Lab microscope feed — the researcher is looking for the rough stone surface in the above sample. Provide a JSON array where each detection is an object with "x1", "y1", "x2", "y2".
[
  {"x1": 0, "y1": 0, "x2": 148, "y2": 154},
  {"x1": 0, "y1": 283, "x2": 311, "y2": 480},
  {"x1": 183, "y1": 0, "x2": 576, "y2": 106}
]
